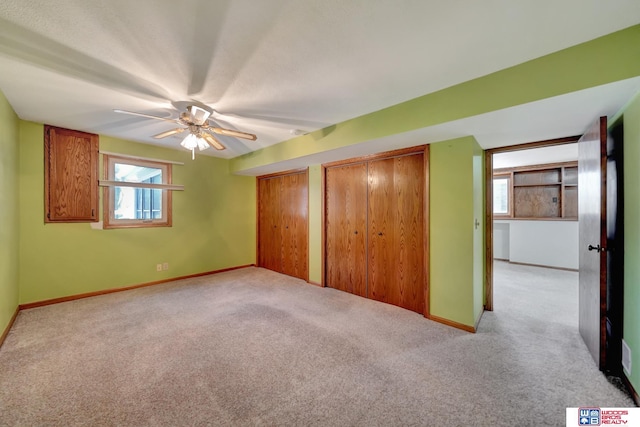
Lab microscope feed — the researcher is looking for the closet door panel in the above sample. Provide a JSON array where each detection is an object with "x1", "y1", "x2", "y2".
[
  {"x1": 258, "y1": 177, "x2": 282, "y2": 272},
  {"x1": 281, "y1": 172, "x2": 308, "y2": 280},
  {"x1": 368, "y1": 154, "x2": 424, "y2": 314},
  {"x1": 394, "y1": 154, "x2": 425, "y2": 314},
  {"x1": 325, "y1": 164, "x2": 367, "y2": 297},
  {"x1": 368, "y1": 158, "x2": 395, "y2": 304}
]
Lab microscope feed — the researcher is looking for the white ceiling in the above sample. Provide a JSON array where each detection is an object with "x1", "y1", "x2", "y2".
[
  {"x1": 1, "y1": 1, "x2": 640, "y2": 163},
  {"x1": 493, "y1": 144, "x2": 578, "y2": 170}
]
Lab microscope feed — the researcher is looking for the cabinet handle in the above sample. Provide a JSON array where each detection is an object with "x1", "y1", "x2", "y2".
[
  {"x1": 354, "y1": 230, "x2": 358, "y2": 234},
  {"x1": 378, "y1": 232, "x2": 383, "y2": 236}
]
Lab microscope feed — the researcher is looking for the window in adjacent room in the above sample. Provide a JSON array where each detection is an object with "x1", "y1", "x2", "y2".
[
  {"x1": 493, "y1": 175, "x2": 511, "y2": 217},
  {"x1": 103, "y1": 155, "x2": 172, "y2": 229}
]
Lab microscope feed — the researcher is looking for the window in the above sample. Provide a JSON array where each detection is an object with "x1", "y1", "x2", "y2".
[
  {"x1": 103, "y1": 155, "x2": 172, "y2": 228},
  {"x1": 493, "y1": 175, "x2": 511, "y2": 216}
]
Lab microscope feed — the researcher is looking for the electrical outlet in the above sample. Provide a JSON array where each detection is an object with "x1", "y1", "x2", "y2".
[
  {"x1": 156, "y1": 264, "x2": 162, "y2": 272},
  {"x1": 162, "y1": 262, "x2": 169, "y2": 271},
  {"x1": 622, "y1": 339, "x2": 632, "y2": 375}
]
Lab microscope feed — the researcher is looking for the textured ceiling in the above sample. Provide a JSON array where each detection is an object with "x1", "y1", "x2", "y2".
[
  {"x1": 493, "y1": 144, "x2": 578, "y2": 169},
  {"x1": 1, "y1": 0, "x2": 640, "y2": 160}
]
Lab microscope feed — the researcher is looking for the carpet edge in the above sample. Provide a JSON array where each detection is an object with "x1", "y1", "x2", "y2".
[{"x1": 18, "y1": 264, "x2": 256, "y2": 310}]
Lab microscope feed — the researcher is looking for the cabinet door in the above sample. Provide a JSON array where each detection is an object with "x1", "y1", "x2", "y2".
[
  {"x1": 368, "y1": 154, "x2": 424, "y2": 314},
  {"x1": 45, "y1": 125, "x2": 98, "y2": 222},
  {"x1": 280, "y1": 172, "x2": 308, "y2": 280},
  {"x1": 258, "y1": 176, "x2": 282, "y2": 272},
  {"x1": 325, "y1": 163, "x2": 367, "y2": 297}
]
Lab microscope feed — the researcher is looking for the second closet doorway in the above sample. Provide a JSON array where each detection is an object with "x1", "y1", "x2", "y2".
[{"x1": 324, "y1": 146, "x2": 428, "y2": 315}]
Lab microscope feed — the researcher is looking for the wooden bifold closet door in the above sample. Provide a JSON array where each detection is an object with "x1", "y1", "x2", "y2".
[
  {"x1": 257, "y1": 170, "x2": 308, "y2": 281},
  {"x1": 280, "y1": 173, "x2": 308, "y2": 279},
  {"x1": 325, "y1": 163, "x2": 368, "y2": 297},
  {"x1": 258, "y1": 176, "x2": 283, "y2": 273},
  {"x1": 368, "y1": 154, "x2": 424, "y2": 313},
  {"x1": 325, "y1": 148, "x2": 426, "y2": 315}
]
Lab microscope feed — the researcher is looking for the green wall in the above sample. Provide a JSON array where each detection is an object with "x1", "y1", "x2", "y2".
[
  {"x1": 623, "y1": 92, "x2": 640, "y2": 394},
  {"x1": 308, "y1": 165, "x2": 322, "y2": 284},
  {"x1": 18, "y1": 122, "x2": 256, "y2": 304},
  {"x1": 472, "y1": 144, "x2": 485, "y2": 324},
  {"x1": 0, "y1": 91, "x2": 19, "y2": 334},
  {"x1": 429, "y1": 137, "x2": 483, "y2": 327}
]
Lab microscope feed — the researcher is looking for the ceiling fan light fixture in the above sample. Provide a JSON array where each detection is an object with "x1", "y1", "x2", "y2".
[
  {"x1": 180, "y1": 132, "x2": 210, "y2": 159},
  {"x1": 196, "y1": 137, "x2": 209, "y2": 151},
  {"x1": 180, "y1": 133, "x2": 199, "y2": 150}
]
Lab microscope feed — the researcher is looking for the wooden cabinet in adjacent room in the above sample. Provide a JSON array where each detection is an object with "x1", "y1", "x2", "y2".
[
  {"x1": 324, "y1": 146, "x2": 428, "y2": 315},
  {"x1": 494, "y1": 161, "x2": 578, "y2": 220},
  {"x1": 44, "y1": 125, "x2": 99, "y2": 223},
  {"x1": 257, "y1": 170, "x2": 308, "y2": 281}
]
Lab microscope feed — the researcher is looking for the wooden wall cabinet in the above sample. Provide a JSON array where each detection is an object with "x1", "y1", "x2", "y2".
[
  {"x1": 257, "y1": 169, "x2": 308, "y2": 281},
  {"x1": 496, "y1": 162, "x2": 578, "y2": 220},
  {"x1": 44, "y1": 125, "x2": 99, "y2": 223},
  {"x1": 325, "y1": 147, "x2": 427, "y2": 315}
]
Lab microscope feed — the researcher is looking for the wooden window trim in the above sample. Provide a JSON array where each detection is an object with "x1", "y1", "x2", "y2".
[
  {"x1": 492, "y1": 172, "x2": 513, "y2": 219},
  {"x1": 102, "y1": 154, "x2": 173, "y2": 229}
]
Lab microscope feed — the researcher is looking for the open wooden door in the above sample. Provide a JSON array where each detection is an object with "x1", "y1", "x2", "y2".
[{"x1": 578, "y1": 116, "x2": 608, "y2": 369}]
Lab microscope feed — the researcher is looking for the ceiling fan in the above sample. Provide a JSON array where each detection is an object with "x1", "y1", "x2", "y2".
[{"x1": 114, "y1": 104, "x2": 257, "y2": 157}]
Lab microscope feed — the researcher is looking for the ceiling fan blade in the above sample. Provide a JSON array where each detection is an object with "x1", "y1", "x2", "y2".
[
  {"x1": 202, "y1": 132, "x2": 226, "y2": 150},
  {"x1": 209, "y1": 126, "x2": 257, "y2": 141},
  {"x1": 153, "y1": 128, "x2": 186, "y2": 139},
  {"x1": 113, "y1": 109, "x2": 178, "y2": 124}
]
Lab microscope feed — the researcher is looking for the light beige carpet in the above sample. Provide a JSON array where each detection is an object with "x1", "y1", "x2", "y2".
[{"x1": 0, "y1": 264, "x2": 633, "y2": 426}]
